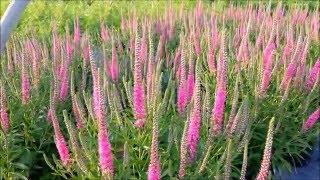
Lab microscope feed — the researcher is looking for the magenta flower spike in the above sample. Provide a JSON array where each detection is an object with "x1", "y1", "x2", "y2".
[
  {"x1": 98, "y1": 130, "x2": 114, "y2": 177},
  {"x1": 258, "y1": 41, "x2": 275, "y2": 97},
  {"x1": 89, "y1": 49, "x2": 114, "y2": 176},
  {"x1": 302, "y1": 108, "x2": 320, "y2": 132},
  {"x1": 186, "y1": 67, "x2": 201, "y2": 161},
  {"x1": 177, "y1": 40, "x2": 188, "y2": 114},
  {"x1": 211, "y1": 31, "x2": 227, "y2": 135},
  {"x1": 54, "y1": 131, "x2": 70, "y2": 167},
  {"x1": 50, "y1": 101, "x2": 70, "y2": 166},
  {"x1": 148, "y1": 161, "x2": 160, "y2": 180},
  {"x1": 279, "y1": 34, "x2": 303, "y2": 91},
  {"x1": 280, "y1": 62, "x2": 296, "y2": 91},
  {"x1": 133, "y1": 32, "x2": 146, "y2": 128},
  {"x1": 0, "y1": 85, "x2": 9, "y2": 132},
  {"x1": 21, "y1": 49, "x2": 30, "y2": 105},
  {"x1": 305, "y1": 59, "x2": 320, "y2": 91}
]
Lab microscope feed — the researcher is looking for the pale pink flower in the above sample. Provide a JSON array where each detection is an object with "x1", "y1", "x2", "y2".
[
  {"x1": 258, "y1": 42, "x2": 275, "y2": 97},
  {"x1": 305, "y1": 59, "x2": 320, "y2": 91},
  {"x1": 280, "y1": 62, "x2": 296, "y2": 91},
  {"x1": 0, "y1": 86, "x2": 9, "y2": 132},
  {"x1": 302, "y1": 108, "x2": 320, "y2": 132},
  {"x1": 21, "y1": 51, "x2": 30, "y2": 105},
  {"x1": 100, "y1": 23, "x2": 109, "y2": 43},
  {"x1": 256, "y1": 118, "x2": 275, "y2": 180}
]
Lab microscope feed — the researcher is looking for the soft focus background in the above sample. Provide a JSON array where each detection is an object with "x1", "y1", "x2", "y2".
[{"x1": 0, "y1": 0, "x2": 318, "y2": 39}]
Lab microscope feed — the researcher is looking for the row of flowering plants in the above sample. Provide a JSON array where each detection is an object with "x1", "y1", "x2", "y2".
[{"x1": 0, "y1": 1, "x2": 319, "y2": 179}]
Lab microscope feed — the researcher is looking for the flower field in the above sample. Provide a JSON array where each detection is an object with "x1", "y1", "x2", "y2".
[{"x1": 0, "y1": 1, "x2": 319, "y2": 179}]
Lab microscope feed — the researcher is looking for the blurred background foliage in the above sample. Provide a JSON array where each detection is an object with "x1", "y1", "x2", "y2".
[{"x1": 0, "y1": 0, "x2": 318, "y2": 40}]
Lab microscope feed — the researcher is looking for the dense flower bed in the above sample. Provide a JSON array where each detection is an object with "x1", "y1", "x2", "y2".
[{"x1": 0, "y1": 2, "x2": 319, "y2": 179}]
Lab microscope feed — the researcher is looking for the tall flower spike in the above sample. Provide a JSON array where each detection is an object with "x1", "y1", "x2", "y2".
[
  {"x1": 21, "y1": 47, "x2": 30, "y2": 105},
  {"x1": 147, "y1": 106, "x2": 161, "y2": 180},
  {"x1": 301, "y1": 108, "x2": 320, "y2": 132},
  {"x1": 0, "y1": 81, "x2": 9, "y2": 132},
  {"x1": 92, "y1": 67, "x2": 114, "y2": 177},
  {"x1": 49, "y1": 93, "x2": 70, "y2": 166},
  {"x1": 62, "y1": 110, "x2": 88, "y2": 173},
  {"x1": 258, "y1": 41, "x2": 275, "y2": 97},
  {"x1": 256, "y1": 117, "x2": 275, "y2": 180},
  {"x1": 305, "y1": 59, "x2": 320, "y2": 91},
  {"x1": 280, "y1": 34, "x2": 302, "y2": 92},
  {"x1": 186, "y1": 60, "x2": 201, "y2": 161},
  {"x1": 178, "y1": 115, "x2": 191, "y2": 179},
  {"x1": 177, "y1": 35, "x2": 188, "y2": 114},
  {"x1": 211, "y1": 30, "x2": 227, "y2": 135},
  {"x1": 133, "y1": 31, "x2": 146, "y2": 128}
]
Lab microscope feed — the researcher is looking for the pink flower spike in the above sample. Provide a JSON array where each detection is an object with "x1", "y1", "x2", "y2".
[
  {"x1": 305, "y1": 59, "x2": 320, "y2": 91},
  {"x1": 54, "y1": 132, "x2": 70, "y2": 166},
  {"x1": 280, "y1": 62, "x2": 296, "y2": 91},
  {"x1": 148, "y1": 161, "x2": 160, "y2": 180},
  {"x1": 0, "y1": 86, "x2": 9, "y2": 132},
  {"x1": 50, "y1": 101, "x2": 70, "y2": 166},
  {"x1": 211, "y1": 31, "x2": 227, "y2": 135},
  {"x1": 302, "y1": 108, "x2": 320, "y2": 132},
  {"x1": 211, "y1": 87, "x2": 226, "y2": 135},
  {"x1": 133, "y1": 32, "x2": 146, "y2": 127},
  {"x1": 21, "y1": 50, "x2": 30, "y2": 105},
  {"x1": 0, "y1": 108, "x2": 9, "y2": 132},
  {"x1": 186, "y1": 69, "x2": 201, "y2": 161},
  {"x1": 98, "y1": 131, "x2": 114, "y2": 176}
]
